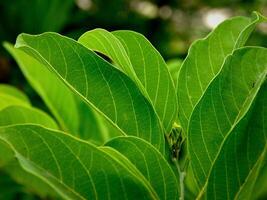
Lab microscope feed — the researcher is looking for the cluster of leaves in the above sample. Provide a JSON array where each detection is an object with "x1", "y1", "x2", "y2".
[{"x1": 0, "y1": 12, "x2": 267, "y2": 199}]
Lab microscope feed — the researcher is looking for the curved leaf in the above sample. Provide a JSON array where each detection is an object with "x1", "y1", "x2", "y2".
[
  {"x1": 79, "y1": 29, "x2": 178, "y2": 133},
  {"x1": 188, "y1": 47, "x2": 267, "y2": 194},
  {"x1": 205, "y1": 82, "x2": 267, "y2": 200},
  {"x1": 14, "y1": 32, "x2": 164, "y2": 152},
  {"x1": 0, "y1": 84, "x2": 30, "y2": 104},
  {"x1": 0, "y1": 93, "x2": 29, "y2": 110},
  {"x1": 105, "y1": 136, "x2": 179, "y2": 200},
  {"x1": 166, "y1": 59, "x2": 183, "y2": 89},
  {"x1": 177, "y1": 12, "x2": 265, "y2": 131},
  {"x1": 0, "y1": 124, "x2": 160, "y2": 200},
  {"x1": 0, "y1": 105, "x2": 58, "y2": 129},
  {"x1": 4, "y1": 42, "x2": 119, "y2": 143},
  {"x1": 0, "y1": 105, "x2": 60, "y2": 198}
]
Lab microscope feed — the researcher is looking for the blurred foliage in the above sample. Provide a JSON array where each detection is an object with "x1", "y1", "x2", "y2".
[{"x1": 0, "y1": 0, "x2": 267, "y2": 199}]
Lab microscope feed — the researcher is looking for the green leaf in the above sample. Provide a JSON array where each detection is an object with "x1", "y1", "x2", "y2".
[
  {"x1": 2, "y1": 160, "x2": 58, "y2": 199},
  {"x1": 4, "y1": 42, "x2": 116, "y2": 143},
  {"x1": 79, "y1": 29, "x2": 178, "y2": 133},
  {"x1": 0, "y1": 93, "x2": 29, "y2": 110},
  {"x1": 177, "y1": 12, "x2": 265, "y2": 131},
  {"x1": 205, "y1": 82, "x2": 267, "y2": 200},
  {"x1": 0, "y1": 105, "x2": 60, "y2": 198},
  {"x1": 0, "y1": 124, "x2": 162, "y2": 200},
  {"x1": 166, "y1": 59, "x2": 183, "y2": 89},
  {"x1": 14, "y1": 32, "x2": 164, "y2": 152},
  {"x1": 0, "y1": 105, "x2": 58, "y2": 129},
  {"x1": 0, "y1": 84, "x2": 30, "y2": 104},
  {"x1": 253, "y1": 162, "x2": 267, "y2": 199},
  {"x1": 4, "y1": 42, "x2": 79, "y2": 133},
  {"x1": 188, "y1": 47, "x2": 267, "y2": 195},
  {"x1": 105, "y1": 136, "x2": 179, "y2": 200}
]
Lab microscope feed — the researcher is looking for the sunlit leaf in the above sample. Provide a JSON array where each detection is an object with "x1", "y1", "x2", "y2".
[
  {"x1": 188, "y1": 47, "x2": 267, "y2": 196},
  {"x1": 105, "y1": 136, "x2": 179, "y2": 200},
  {"x1": 79, "y1": 29, "x2": 178, "y2": 133},
  {"x1": 205, "y1": 82, "x2": 267, "y2": 200},
  {"x1": 14, "y1": 33, "x2": 165, "y2": 152},
  {"x1": 4, "y1": 42, "x2": 118, "y2": 143},
  {"x1": 0, "y1": 84, "x2": 30, "y2": 104},
  {"x1": 0, "y1": 124, "x2": 164, "y2": 200},
  {"x1": 177, "y1": 12, "x2": 265, "y2": 132}
]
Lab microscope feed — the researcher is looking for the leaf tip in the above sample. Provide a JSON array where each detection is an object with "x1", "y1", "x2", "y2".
[{"x1": 251, "y1": 11, "x2": 267, "y2": 22}]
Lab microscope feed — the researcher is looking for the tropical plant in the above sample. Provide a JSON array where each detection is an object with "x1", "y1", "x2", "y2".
[{"x1": 0, "y1": 12, "x2": 266, "y2": 200}]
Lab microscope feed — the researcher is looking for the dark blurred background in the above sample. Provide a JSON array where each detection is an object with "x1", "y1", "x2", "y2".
[{"x1": 1, "y1": 0, "x2": 267, "y2": 85}]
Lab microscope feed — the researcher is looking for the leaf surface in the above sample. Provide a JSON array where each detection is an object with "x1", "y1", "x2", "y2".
[
  {"x1": 177, "y1": 12, "x2": 265, "y2": 131},
  {"x1": 105, "y1": 136, "x2": 179, "y2": 200},
  {"x1": 14, "y1": 32, "x2": 164, "y2": 152},
  {"x1": 0, "y1": 94, "x2": 29, "y2": 110},
  {"x1": 205, "y1": 82, "x2": 267, "y2": 200},
  {"x1": 188, "y1": 47, "x2": 267, "y2": 194},
  {"x1": 0, "y1": 105, "x2": 58, "y2": 129},
  {"x1": 0, "y1": 124, "x2": 161, "y2": 200},
  {"x1": 166, "y1": 59, "x2": 183, "y2": 89},
  {"x1": 5, "y1": 42, "x2": 119, "y2": 143},
  {"x1": 79, "y1": 29, "x2": 178, "y2": 133},
  {"x1": 4, "y1": 43, "x2": 79, "y2": 133},
  {"x1": 0, "y1": 84, "x2": 30, "y2": 104}
]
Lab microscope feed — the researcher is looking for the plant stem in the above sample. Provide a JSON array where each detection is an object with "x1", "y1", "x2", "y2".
[
  {"x1": 165, "y1": 132, "x2": 186, "y2": 200},
  {"x1": 175, "y1": 160, "x2": 185, "y2": 200}
]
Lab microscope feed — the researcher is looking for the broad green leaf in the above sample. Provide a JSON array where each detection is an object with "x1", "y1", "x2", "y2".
[
  {"x1": 0, "y1": 124, "x2": 161, "y2": 200},
  {"x1": 0, "y1": 84, "x2": 30, "y2": 104},
  {"x1": 177, "y1": 12, "x2": 265, "y2": 131},
  {"x1": 79, "y1": 29, "x2": 178, "y2": 133},
  {"x1": 0, "y1": 139, "x2": 13, "y2": 167},
  {"x1": 0, "y1": 93, "x2": 29, "y2": 110},
  {"x1": 205, "y1": 82, "x2": 267, "y2": 200},
  {"x1": 0, "y1": 104, "x2": 60, "y2": 198},
  {"x1": 188, "y1": 47, "x2": 267, "y2": 194},
  {"x1": 166, "y1": 59, "x2": 183, "y2": 89},
  {"x1": 0, "y1": 105, "x2": 58, "y2": 129},
  {"x1": 0, "y1": 105, "x2": 59, "y2": 198},
  {"x1": 105, "y1": 136, "x2": 179, "y2": 200},
  {"x1": 78, "y1": 29, "x2": 138, "y2": 82},
  {"x1": 0, "y1": 103, "x2": 59, "y2": 196},
  {"x1": 75, "y1": 100, "x2": 118, "y2": 144},
  {"x1": 5, "y1": 42, "x2": 117, "y2": 143},
  {"x1": 4, "y1": 42, "x2": 79, "y2": 134},
  {"x1": 14, "y1": 32, "x2": 164, "y2": 152}
]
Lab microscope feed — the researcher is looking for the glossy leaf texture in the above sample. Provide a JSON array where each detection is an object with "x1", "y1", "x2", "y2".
[
  {"x1": 79, "y1": 29, "x2": 178, "y2": 133},
  {"x1": 0, "y1": 124, "x2": 177, "y2": 200},
  {"x1": 105, "y1": 136, "x2": 179, "y2": 200},
  {"x1": 188, "y1": 47, "x2": 267, "y2": 195},
  {"x1": 205, "y1": 82, "x2": 267, "y2": 200},
  {"x1": 14, "y1": 32, "x2": 165, "y2": 152},
  {"x1": 5, "y1": 42, "x2": 119, "y2": 144},
  {"x1": 177, "y1": 12, "x2": 265, "y2": 131}
]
